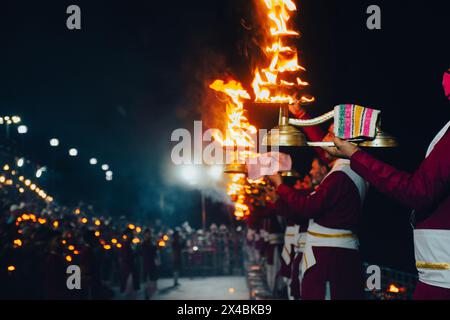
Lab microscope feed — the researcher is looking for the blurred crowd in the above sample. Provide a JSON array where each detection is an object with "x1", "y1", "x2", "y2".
[{"x1": 0, "y1": 179, "x2": 245, "y2": 300}]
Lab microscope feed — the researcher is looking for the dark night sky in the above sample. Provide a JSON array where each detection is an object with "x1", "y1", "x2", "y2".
[{"x1": 0, "y1": 1, "x2": 449, "y2": 270}]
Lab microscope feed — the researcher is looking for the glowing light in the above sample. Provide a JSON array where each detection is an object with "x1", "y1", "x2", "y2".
[
  {"x1": 81, "y1": 218, "x2": 88, "y2": 224},
  {"x1": 13, "y1": 239, "x2": 23, "y2": 247},
  {"x1": 36, "y1": 167, "x2": 46, "y2": 178},
  {"x1": 69, "y1": 148, "x2": 78, "y2": 157},
  {"x1": 158, "y1": 240, "x2": 166, "y2": 247},
  {"x1": 103, "y1": 245, "x2": 112, "y2": 250},
  {"x1": 38, "y1": 218, "x2": 46, "y2": 225},
  {"x1": 132, "y1": 238, "x2": 140, "y2": 244},
  {"x1": 111, "y1": 238, "x2": 118, "y2": 244},
  {"x1": 95, "y1": 231, "x2": 101, "y2": 237},
  {"x1": 49, "y1": 138, "x2": 59, "y2": 147},
  {"x1": 12, "y1": 116, "x2": 21, "y2": 124},
  {"x1": 116, "y1": 243, "x2": 122, "y2": 249},
  {"x1": 135, "y1": 227, "x2": 142, "y2": 233},
  {"x1": 17, "y1": 125, "x2": 28, "y2": 134},
  {"x1": 193, "y1": 246, "x2": 199, "y2": 251},
  {"x1": 17, "y1": 158, "x2": 25, "y2": 167},
  {"x1": 128, "y1": 224, "x2": 135, "y2": 230},
  {"x1": 53, "y1": 221, "x2": 59, "y2": 228},
  {"x1": 7, "y1": 266, "x2": 16, "y2": 272},
  {"x1": 66, "y1": 255, "x2": 73, "y2": 262},
  {"x1": 3, "y1": 164, "x2": 10, "y2": 171},
  {"x1": 68, "y1": 245, "x2": 75, "y2": 251},
  {"x1": 89, "y1": 158, "x2": 98, "y2": 165},
  {"x1": 94, "y1": 220, "x2": 101, "y2": 226},
  {"x1": 163, "y1": 235, "x2": 169, "y2": 241},
  {"x1": 101, "y1": 164, "x2": 109, "y2": 171},
  {"x1": 387, "y1": 284, "x2": 401, "y2": 293}
]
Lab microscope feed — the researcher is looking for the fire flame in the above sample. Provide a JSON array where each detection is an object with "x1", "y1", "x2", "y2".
[
  {"x1": 209, "y1": 80, "x2": 256, "y2": 149},
  {"x1": 209, "y1": 80, "x2": 259, "y2": 219},
  {"x1": 252, "y1": 0, "x2": 314, "y2": 105}
]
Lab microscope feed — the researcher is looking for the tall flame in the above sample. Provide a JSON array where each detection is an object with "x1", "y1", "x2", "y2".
[
  {"x1": 252, "y1": 0, "x2": 314, "y2": 105},
  {"x1": 209, "y1": 80, "x2": 258, "y2": 219}
]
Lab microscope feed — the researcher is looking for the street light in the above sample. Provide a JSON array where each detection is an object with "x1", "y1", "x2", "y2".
[
  {"x1": 36, "y1": 167, "x2": 46, "y2": 178},
  {"x1": 178, "y1": 165, "x2": 223, "y2": 231},
  {"x1": 106, "y1": 170, "x2": 113, "y2": 177},
  {"x1": 49, "y1": 138, "x2": 59, "y2": 147},
  {"x1": 101, "y1": 164, "x2": 109, "y2": 171},
  {"x1": 89, "y1": 158, "x2": 98, "y2": 165},
  {"x1": 69, "y1": 148, "x2": 78, "y2": 157},
  {"x1": 17, "y1": 158, "x2": 25, "y2": 168},
  {"x1": 17, "y1": 125, "x2": 28, "y2": 134}
]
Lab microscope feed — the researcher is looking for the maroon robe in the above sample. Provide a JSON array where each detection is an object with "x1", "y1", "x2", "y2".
[
  {"x1": 350, "y1": 128, "x2": 450, "y2": 299},
  {"x1": 277, "y1": 170, "x2": 365, "y2": 300}
]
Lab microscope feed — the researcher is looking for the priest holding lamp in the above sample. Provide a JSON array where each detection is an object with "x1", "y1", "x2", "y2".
[
  {"x1": 266, "y1": 124, "x2": 368, "y2": 300},
  {"x1": 322, "y1": 69, "x2": 450, "y2": 300}
]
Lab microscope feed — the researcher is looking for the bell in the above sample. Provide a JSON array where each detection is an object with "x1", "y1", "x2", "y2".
[
  {"x1": 262, "y1": 104, "x2": 308, "y2": 147},
  {"x1": 358, "y1": 126, "x2": 399, "y2": 148}
]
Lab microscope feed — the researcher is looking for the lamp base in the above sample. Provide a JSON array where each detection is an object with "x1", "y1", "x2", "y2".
[
  {"x1": 224, "y1": 163, "x2": 247, "y2": 174},
  {"x1": 358, "y1": 129, "x2": 399, "y2": 147},
  {"x1": 262, "y1": 124, "x2": 308, "y2": 147}
]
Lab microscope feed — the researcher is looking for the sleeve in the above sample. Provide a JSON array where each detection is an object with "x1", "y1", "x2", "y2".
[
  {"x1": 293, "y1": 112, "x2": 329, "y2": 163},
  {"x1": 350, "y1": 132, "x2": 450, "y2": 211},
  {"x1": 276, "y1": 172, "x2": 352, "y2": 220}
]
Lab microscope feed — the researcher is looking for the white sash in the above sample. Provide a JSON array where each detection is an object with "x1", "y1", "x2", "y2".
[
  {"x1": 295, "y1": 232, "x2": 307, "y2": 254},
  {"x1": 300, "y1": 221, "x2": 359, "y2": 279},
  {"x1": 414, "y1": 230, "x2": 450, "y2": 288},
  {"x1": 425, "y1": 121, "x2": 450, "y2": 158},
  {"x1": 412, "y1": 121, "x2": 450, "y2": 289},
  {"x1": 282, "y1": 225, "x2": 300, "y2": 265}
]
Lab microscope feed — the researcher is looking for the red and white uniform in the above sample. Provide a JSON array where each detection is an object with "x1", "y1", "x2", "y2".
[
  {"x1": 350, "y1": 121, "x2": 450, "y2": 299},
  {"x1": 277, "y1": 159, "x2": 368, "y2": 300}
]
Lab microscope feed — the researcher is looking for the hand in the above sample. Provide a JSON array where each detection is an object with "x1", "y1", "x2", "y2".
[
  {"x1": 267, "y1": 173, "x2": 282, "y2": 188},
  {"x1": 321, "y1": 137, "x2": 360, "y2": 159}
]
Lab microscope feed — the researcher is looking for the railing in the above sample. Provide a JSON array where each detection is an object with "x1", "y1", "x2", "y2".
[{"x1": 178, "y1": 247, "x2": 244, "y2": 277}]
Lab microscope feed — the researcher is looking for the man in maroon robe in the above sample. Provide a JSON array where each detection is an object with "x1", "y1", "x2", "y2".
[
  {"x1": 322, "y1": 69, "x2": 450, "y2": 300},
  {"x1": 267, "y1": 125, "x2": 367, "y2": 300}
]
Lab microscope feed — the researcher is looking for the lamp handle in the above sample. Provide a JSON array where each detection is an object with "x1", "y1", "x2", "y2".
[{"x1": 289, "y1": 110, "x2": 334, "y2": 127}]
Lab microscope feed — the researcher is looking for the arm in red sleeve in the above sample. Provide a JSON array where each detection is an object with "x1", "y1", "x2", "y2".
[
  {"x1": 294, "y1": 112, "x2": 329, "y2": 163},
  {"x1": 350, "y1": 132, "x2": 450, "y2": 211},
  {"x1": 276, "y1": 172, "x2": 353, "y2": 220}
]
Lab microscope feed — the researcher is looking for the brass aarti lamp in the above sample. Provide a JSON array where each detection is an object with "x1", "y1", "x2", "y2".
[{"x1": 262, "y1": 106, "x2": 398, "y2": 148}]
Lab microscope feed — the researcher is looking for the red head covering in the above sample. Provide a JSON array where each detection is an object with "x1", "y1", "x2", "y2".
[{"x1": 443, "y1": 69, "x2": 450, "y2": 100}]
